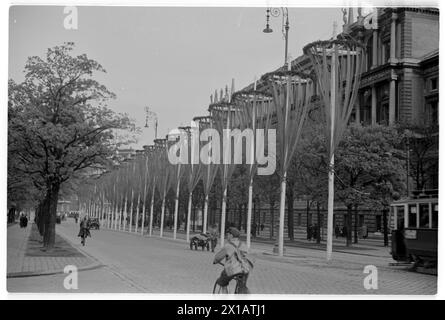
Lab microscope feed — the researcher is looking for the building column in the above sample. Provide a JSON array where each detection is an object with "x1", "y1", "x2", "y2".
[
  {"x1": 389, "y1": 74, "x2": 396, "y2": 124},
  {"x1": 371, "y1": 85, "x2": 377, "y2": 125},
  {"x1": 372, "y1": 30, "x2": 378, "y2": 68},
  {"x1": 390, "y1": 12, "x2": 398, "y2": 63}
]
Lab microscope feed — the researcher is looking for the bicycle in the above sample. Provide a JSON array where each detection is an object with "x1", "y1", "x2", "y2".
[{"x1": 212, "y1": 262, "x2": 249, "y2": 294}]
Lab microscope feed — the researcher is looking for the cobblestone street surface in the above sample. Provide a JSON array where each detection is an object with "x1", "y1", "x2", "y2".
[{"x1": 7, "y1": 219, "x2": 435, "y2": 294}]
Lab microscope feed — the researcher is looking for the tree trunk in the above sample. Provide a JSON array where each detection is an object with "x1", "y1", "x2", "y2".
[
  {"x1": 238, "y1": 204, "x2": 242, "y2": 230},
  {"x1": 383, "y1": 207, "x2": 389, "y2": 247},
  {"x1": 306, "y1": 199, "x2": 310, "y2": 240},
  {"x1": 346, "y1": 204, "x2": 352, "y2": 247},
  {"x1": 270, "y1": 200, "x2": 275, "y2": 239},
  {"x1": 43, "y1": 182, "x2": 60, "y2": 250},
  {"x1": 316, "y1": 202, "x2": 321, "y2": 244},
  {"x1": 354, "y1": 204, "x2": 358, "y2": 244},
  {"x1": 192, "y1": 204, "x2": 196, "y2": 232},
  {"x1": 286, "y1": 181, "x2": 294, "y2": 241},
  {"x1": 36, "y1": 201, "x2": 46, "y2": 237}
]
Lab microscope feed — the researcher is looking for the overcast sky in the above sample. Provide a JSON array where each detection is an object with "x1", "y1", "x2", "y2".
[{"x1": 9, "y1": 6, "x2": 344, "y2": 148}]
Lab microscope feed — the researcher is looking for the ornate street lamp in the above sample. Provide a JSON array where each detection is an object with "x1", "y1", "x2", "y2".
[{"x1": 263, "y1": 7, "x2": 290, "y2": 66}]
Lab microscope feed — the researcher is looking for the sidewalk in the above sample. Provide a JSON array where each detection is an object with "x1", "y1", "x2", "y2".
[{"x1": 7, "y1": 223, "x2": 99, "y2": 278}]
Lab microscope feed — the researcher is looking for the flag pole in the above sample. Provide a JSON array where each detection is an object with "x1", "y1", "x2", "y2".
[{"x1": 327, "y1": 24, "x2": 337, "y2": 261}]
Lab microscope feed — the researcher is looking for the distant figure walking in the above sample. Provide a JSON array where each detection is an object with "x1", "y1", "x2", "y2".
[
  {"x1": 361, "y1": 224, "x2": 368, "y2": 239},
  {"x1": 19, "y1": 213, "x2": 28, "y2": 228},
  {"x1": 307, "y1": 224, "x2": 313, "y2": 241},
  {"x1": 335, "y1": 224, "x2": 341, "y2": 239},
  {"x1": 78, "y1": 216, "x2": 91, "y2": 246},
  {"x1": 251, "y1": 222, "x2": 257, "y2": 238}
]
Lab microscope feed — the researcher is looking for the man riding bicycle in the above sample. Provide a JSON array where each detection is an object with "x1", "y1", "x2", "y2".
[{"x1": 213, "y1": 227, "x2": 252, "y2": 293}]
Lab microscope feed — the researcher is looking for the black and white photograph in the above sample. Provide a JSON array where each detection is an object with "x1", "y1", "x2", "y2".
[{"x1": 5, "y1": 1, "x2": 441, "y2": 298}]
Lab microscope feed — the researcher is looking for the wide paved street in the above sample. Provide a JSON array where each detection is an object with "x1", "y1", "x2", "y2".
[{"x1": 8, "y1": 219, "x2": 436, "y2": 295}]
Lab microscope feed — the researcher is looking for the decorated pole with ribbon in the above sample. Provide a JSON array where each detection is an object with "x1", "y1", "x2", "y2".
[
  {"x1": 154, "y1": 138, "x2": 172, "y2": 238},
  {"x1": 192, "y1": 115, "x2": 216, "y2": 235},
  {"x1": 232, "y1": 81, "x2": 273, "y2": 249},
  {"x1": 304, "y1": 35, "x2": 365, "y2": 261},
  {"x1": 148, "y1": 145, "x2": 159, "y2": 237},
  {"x1": 140, "y1": 146, "x2": 152, "y2": 235},
  {"x1": 209, "y1": 80, "x2": 240, "y2": 247},
  {"x1": 262, "y1": 60, "x2": 314, "y2": 256}
]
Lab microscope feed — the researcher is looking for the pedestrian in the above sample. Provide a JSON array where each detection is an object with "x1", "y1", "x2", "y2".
[
  {"x1": 361, "y1": 224, "x2": 368, "y2": 239},
  {"x1": 307, "y1": 224, "x2": 313, "y2": 241},
  {"x1": 78, "y1": 216, "x2": 91, "y2": 245},
  {"x1": 208, "y1": 223, "x2": 218, "y2": 252},
  {"x1": 313, "y1": 223, "x2": 319, "y2": 241},
  {"x1": 335, "y1": 224, "x2": 340, "y2": 239},
  {"x1": 251, "y1": 222, "x2": 257, "y2": 238},
  {"x1": 260, "y1": 223, "x2": 264, "y2": 232},
  {"x1": 19, "y1": 212, "x2": 28, "y2": 228}
]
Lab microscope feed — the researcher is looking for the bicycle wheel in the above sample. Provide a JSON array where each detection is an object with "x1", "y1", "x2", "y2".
[{"x1": 212, "y1": 280, "x2": 222, "y2": 294}]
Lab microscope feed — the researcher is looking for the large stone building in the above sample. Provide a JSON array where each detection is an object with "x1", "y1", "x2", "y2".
[{"x1": 291, "y1": 7, "x2": 439, "y2": 127}]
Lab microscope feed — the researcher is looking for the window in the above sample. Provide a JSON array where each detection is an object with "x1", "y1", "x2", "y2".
[
  {"x1": 396, "y1": 206, "x2": 405, "y2": 230},
  {"x1": 377, "y1": 84, "x2": 389, "y2": 125},
  {"x1": 377, "y1": 103, "x2": 389, "y2": 125},
  {"x1": 383, "y1": 41, "x2": 390, "y2": 63},
  {"x1": 376, "y1": 215, "x2": 382, "y2": 232},
  {"x1": 432, "y1": 203, "x2": 438, "y2": 228},
  {"x1": 408, "y1": 204, "x2": 417, "y2": 227},
  {"x1": 431, "y1": 77, "x2": 438, "y2": 91},
  {"x1": 419, "y1": 204, "x2": 429, "y2": 228},
  {"x1": 425, "y1": 100, "x2": 438, "y2": 125},
  {"x1": 359, "y1": 90, "x2": 372, "y2": 125}
]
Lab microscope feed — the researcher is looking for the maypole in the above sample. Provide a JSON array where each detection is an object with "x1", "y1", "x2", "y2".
[
  {"x1": 209, "y1": 80, "x2": 240, "y2": 247},
  {"x1": 262, "y1": 64, "x2": 314, "y2": 256},
  {"x1": 304, "y1": 35, "x2": 365, "y2": 261},
  {"x1": 167, "y1": 132, "x2": 185, "y2": 240},
  {"x1": 134, "y1": 151, "x2": 146, "y2": 234},
  {"x1": 154, "y1": 138, "x2": 173, "y2": 238},
  {"x1": 148, "y1": 145, "x2": 158, "y2": 236},
  {"x1": 179, "y1": 123, "x2": 203, "y2": 241},
  {"x1": 113, "y1": 171, "x2": 120, "y2": 230},
  {"x1": 232, "y1": 84, "x2": 273, "y2": 249},
  {"x1": 128, "y1": 160, "x2": 137, "y2": 232},
  {"x1": 140, "y1": 146, "x2": 151, "y2": 235},
  {"x1": 192, "y1": 115, "x2": 217, "y2": 234},
  {"x1": 120, "y1": 159, "x2": 132, "y2": 231}
]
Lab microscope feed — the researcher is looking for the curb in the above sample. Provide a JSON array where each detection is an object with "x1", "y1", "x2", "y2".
[
  {"x1": 56, "y1": 226, "x2": 148, "y2": 292},
  {"x1": 7, "y1": 227, "x2": 104, "y2": 279},
  {"x1": 6, "y1": 263, "x2": 104, "y2": 279}
]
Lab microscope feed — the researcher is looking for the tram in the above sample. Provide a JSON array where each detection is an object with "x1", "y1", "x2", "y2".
[{"x1": 390, "y1": 190, "x2": 438, "y2": 269}]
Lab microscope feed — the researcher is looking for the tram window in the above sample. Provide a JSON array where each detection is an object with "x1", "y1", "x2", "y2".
[
  {"x1": 432, "y1": 203, "x2": 438, "y2": 228},
  {"x1": 408, "y1": 205, "x2": 417, "y2": 227},
  {"x1": 396, "y1": 206, "x2": 405, "y2": 229},
  {"x1": 419, "y1": 204, "x2": 429, "y2": 228}
]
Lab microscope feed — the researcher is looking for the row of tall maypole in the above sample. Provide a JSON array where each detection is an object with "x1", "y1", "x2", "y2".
[{"x1": 79, "y1": 34, "x2": 364, "y2": 260}]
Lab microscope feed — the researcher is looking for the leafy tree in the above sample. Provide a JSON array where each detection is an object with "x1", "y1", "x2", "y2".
[
  {"x1": 254, "y1": 171, "x2": 280, "y2": 239},
  {"x1": 398, "y1": 123, "x2": 438, "y2": 192},
  {"x1": 8, "y1": 43, "x2": 135, "y2": 250},
  {"x1": 296, "y1": 121, "x2": 328, "y2": 243},
  {"x1": 335, "y1": 124, "x2": 406, "y2": 246}
]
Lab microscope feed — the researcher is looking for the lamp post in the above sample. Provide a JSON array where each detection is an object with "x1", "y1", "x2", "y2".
[{"x1": 263, "y1": 7, "x2": 290, "y2": 66}]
